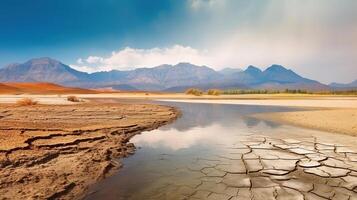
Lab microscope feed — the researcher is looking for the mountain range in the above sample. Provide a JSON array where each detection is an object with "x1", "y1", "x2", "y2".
[
  {"x1": 0, "y1": 57, "x2": 346, "y2": 91},
  {"x1": 329, "y1": 80, "x2": 357, "y2": 89}
]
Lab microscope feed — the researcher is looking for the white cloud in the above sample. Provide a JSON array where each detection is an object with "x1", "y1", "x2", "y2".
[
  {"x1": 189, "y1": 0, "x2": 225, "y2": 10},
  {"x1": 76, "y1": 58, "x2": 83, "y2": 64},
  {"x1": 73, "y1": 45, "x2": 214, "y2": 72},
  {"x1": 85, "y1": 56, "x2": 104, "y2": 64}
]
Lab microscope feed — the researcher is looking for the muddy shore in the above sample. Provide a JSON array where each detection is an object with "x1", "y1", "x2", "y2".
[{"x1": 0, "y1": 102, "x2": 178, "y2": 199}]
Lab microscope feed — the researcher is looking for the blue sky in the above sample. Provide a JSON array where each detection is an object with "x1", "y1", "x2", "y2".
[{"x1": 1, "y1": 0, "x2": 356, "y2": 83}]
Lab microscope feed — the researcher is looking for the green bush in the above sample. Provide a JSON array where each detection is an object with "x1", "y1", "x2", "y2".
[
  {"x1": 185, "y1": 88, "x2": 203, "y2": 96},
  {"x1": 207, "y1": 89, "x2": 222, "y2": 96}
]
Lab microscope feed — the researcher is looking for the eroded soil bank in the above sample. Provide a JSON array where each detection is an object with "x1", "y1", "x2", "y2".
[{"x1": 0, "y1": 103, "x2": 178, "y2": 199}]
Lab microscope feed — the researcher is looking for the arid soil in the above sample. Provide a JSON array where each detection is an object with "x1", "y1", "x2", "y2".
[
  {"x1": 254, "y1": 108, "x2": 357, "y2": 136},
  {"x1": 0, "y1": 103, "x2": 178, "y2": 199},
  {"x1": 137, "y1": 134, "x2": 357, "y2": 199},
  {"x1": 0, "y1": 82, "x2": 95, "y2": 94}
]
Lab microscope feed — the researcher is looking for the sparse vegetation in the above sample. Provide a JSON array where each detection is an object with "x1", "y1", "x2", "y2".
[
  {"x1": 317, "y1": 90, "x2": 357, "y2": 95},
  {"x1": 16, "y1": 98, "x2": 38, "y2": 106},
  {"x1": 223, "y1": 89, "x2": 279, "y2": 95},
  {"x1": 223, "y1": 88, "x2": 357, "y2": 95},
  {"x1": 207, "y1": 89, "x2": 222, "y2": 96},
  {"x1": 67, "y1": 95, "x2": 80, "y2": 102},
  {"x1": 185, "y1": 88, "x2": 203, "y2": 96}
]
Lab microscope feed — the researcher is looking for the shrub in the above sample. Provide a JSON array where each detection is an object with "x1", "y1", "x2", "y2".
[
  {"x1": 67, "y1": 95, "x2": 80, "y2": 102},
  {"x1": 207, "y1": 89, "x2": 222, "y2": 96},
  {"x1": 185, "y1": 88, "x2": 203, "y2": 96},
  {"x1": 16, "y1": 98, "x2": 38, "y2": 106}
]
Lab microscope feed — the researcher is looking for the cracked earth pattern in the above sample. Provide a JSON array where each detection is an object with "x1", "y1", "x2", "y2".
[
  {"x1": 0, "y1": 103, "x2": 178, "y2": 199},
  {"x1": 129, "y1": 135, "x2": 357, "y2": 200}
]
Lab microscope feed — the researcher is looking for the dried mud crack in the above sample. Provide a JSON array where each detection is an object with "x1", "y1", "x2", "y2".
[
  {"x1": 0, "y1": 103, "x2": 179, "y2": 200},
  {"x1": 131, "y1": 135, "x2": 357, "y2": 200}
]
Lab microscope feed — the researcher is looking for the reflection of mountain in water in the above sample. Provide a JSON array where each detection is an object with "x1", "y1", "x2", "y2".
[
  {"x1": 158, "y1": 102, "x2": 299, "y2": 132},
  {"x1": 243, "y1": 116, "x2": 281, "y2": 129},
  {"x1": 242, "y1": 117, "x2": 261, "y2": 128}
]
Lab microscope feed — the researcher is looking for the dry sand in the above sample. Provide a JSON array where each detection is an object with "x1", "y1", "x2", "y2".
[
  {"x1": 0, "y1": 82, "x2": 95, "y2": 94},
  {"x1": 254, "y1": 108, "x2": 357, "y2": 136},
  {"x1": 158, "y1": 98, "x2": 357, "y2": 108},
  {"x1": 0, "y1": 102, "x2": 178, "y2": 199},
  {"x1": 2, "y1": 93, "x2": 357, "y2": 107}
]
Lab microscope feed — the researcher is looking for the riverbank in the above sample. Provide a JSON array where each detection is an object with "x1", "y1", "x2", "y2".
[
  {"x1": 1, "y1": 93, "x2": 357, "y2": 107},
  {"x1": 254, "y1": 108, "x2": 357, "y2": 136},
  {"x1": 0, "y1": 102, "x2": 178, "y2": 199},
  {"x1": 2, "y1": 93, "x2": 357, "y2": 137}
]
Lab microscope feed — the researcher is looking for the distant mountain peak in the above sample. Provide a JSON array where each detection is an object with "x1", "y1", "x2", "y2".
[
  {"x1": 245, "y1": 65, "x2": 262, "y2": 73},
  {"x1": 175, "y1": 62, "x2": 204, "y2": 68},
  {"x1": 176, "y1": 62, "x2": 192, "y2": 66},
  {"x1": 265, "y1": 64, "x2": 288, "y2": 72},
  {"x1": 25, "y1": 57, "x2": 61, "y2": 65},
  {"x1": 329, "y1": 79, "x2": 357, "y2": 88},
  {"x1": 0, "y1": 57, "x2": 89, "y2": 84}
]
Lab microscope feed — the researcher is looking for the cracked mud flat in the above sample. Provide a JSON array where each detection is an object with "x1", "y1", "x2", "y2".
[
  {"x1": 85, "y1": 102, "x2": 357, "y2": 200},
  {"x1": 0, "y1": 103, "x2": 178, "y2": 199},
  {"x1": 136, "y1": 135, "x2": 357, "y2": 200}
]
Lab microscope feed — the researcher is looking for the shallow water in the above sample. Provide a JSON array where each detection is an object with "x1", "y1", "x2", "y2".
[
  {"x1": 86, "y1": 102, "x2": 293, "y2": 199},
  {"x1": 86, "y1": 101, "x2": 357, "y2": 200}
]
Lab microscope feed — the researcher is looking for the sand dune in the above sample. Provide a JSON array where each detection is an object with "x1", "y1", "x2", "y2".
[{"x1": 0, "y1": 82, "x2": 95, "y2": 94}]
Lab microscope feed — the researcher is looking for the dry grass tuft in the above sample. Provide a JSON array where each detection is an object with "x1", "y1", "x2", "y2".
[
  {"x1": 16, "y1": 98, "x2": 38, "y2": 106},
  {"x1": 207, "y1": 89, "x2": 222, "y2": 96},
  {"x1": 185, "y1": 88, "x2": 203, "y2": 96},
  {"x1": 67, "y1": 96, "x2": 80, "y2": 102}
]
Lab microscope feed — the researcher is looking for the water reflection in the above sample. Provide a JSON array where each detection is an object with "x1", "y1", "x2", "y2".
[
  {"x1": 85, "y1": 102, "x2": 300, "y2": 200},
  {"x1": 159, "y1": 102, "x2": 292, "y2": 132}
]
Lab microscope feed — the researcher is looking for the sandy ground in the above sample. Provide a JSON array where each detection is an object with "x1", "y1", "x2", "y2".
[
  {"x1": 158, "y1": 98, "x2": 357, "y2": 108},
  {"x1": 1, "y1": 93, "x2": 357, "y2": 107},
  {"x1": 0, "y1": 82, "x2": 95, "y2": 94},
  {"x1": 254, "y1": 108, "x2": 357, "y2": 136},
  {"x1": 0, "y1": 95, "x2": 78, "y2": 104},
  {"x1": 0, "y1": 102, "x2": 178, "y2": 199}
]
